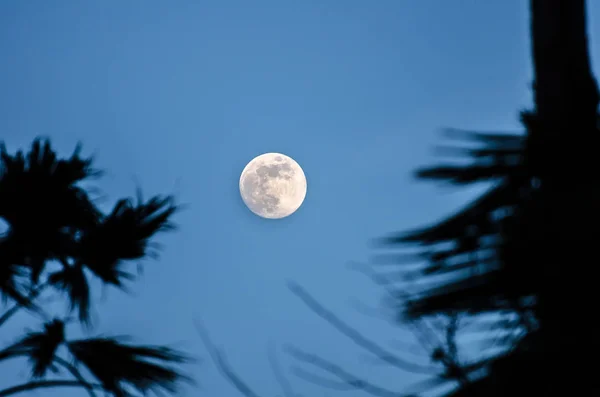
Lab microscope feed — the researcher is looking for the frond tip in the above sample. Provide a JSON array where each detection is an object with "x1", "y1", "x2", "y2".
[
  {"x1": 79, "y1": 195, "x2": 178, "y2": 286},
  {"x1": 68, "y1": 337, "x2": 193, "y2": 396}
]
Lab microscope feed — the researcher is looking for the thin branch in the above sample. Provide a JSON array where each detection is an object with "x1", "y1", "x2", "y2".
[
  {"x1": 347, "y1": 262, "x2": 444, "y2": 352},
  {"x1": 268, "y1": 342, "x2": 300, "y2": 397},
  {"x1": 287, "y1": 282, "x2": 436, "y2": 375},
  {"x1": 195, "y1": 319, "x2": 265, "y2": 397},
  {"x1": 438, "y1": 315, "x2": 469, "y2": 386},
  {"x1": 286, "y1": 346, "x2": 427, "y2": 397},
  {"x1": 348, "y1": 260, "x2": 465, "y2": 380},
  {"x1": 0, "y1": 380, "x2": 104, "y2": 397}
]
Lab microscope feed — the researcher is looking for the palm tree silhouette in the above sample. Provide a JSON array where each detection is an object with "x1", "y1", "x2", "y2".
[
  {"x1": 379, "y1": 0, "x2": 600, "y2": 394},
  {"x1": 0, "y1": 139, "x2": 192, "y2": 396}
]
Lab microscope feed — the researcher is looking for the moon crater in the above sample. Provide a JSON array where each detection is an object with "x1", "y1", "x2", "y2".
[{"x1": 239, "y1": 153, "x2": 307, "y2": 219}]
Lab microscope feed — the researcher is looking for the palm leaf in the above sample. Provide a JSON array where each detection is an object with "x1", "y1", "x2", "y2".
[
  {"x1": 0, "y1": 139, "x2": 101, "y2": 284},
  {"x1": 0, "y1": 255, "x2": 28, "y2": 305},
  {"x1": 0, "y1": 138, "x2": 189, "y2": 397},
  {"x1": 377, "y1": 128, "x2": 536, "y2": 318},
  {"x1": 79, "y1": 196, "x2": 177, "y2": 286},
  {"x1": 0, "y1": 319, "x2": 65, "y2": 378},
  {"x1": 48, "y1": 265, "x2": 91, "y2": 324},
  {"x1": 68, "y1": 337, "x2": 192, "y2": 396}
]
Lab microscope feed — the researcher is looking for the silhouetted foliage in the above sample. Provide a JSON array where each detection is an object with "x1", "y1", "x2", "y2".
[
  {"x1": 0, "y1": 139, "x2": 192, "y2": 396},
  {"x1": 377, "y1": 0, "x2": 600, "y2": 395}
]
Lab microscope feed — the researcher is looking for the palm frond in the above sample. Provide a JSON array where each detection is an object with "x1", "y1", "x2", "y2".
[
  {"x1": 376, "y1": 128, "x2": 536, "y2": 319},
  {"x1": 0, "y1": 139, "x2": 101, "y2": 230},
  {"x1": 0, "y1": 256, "x2": 28, "y2": 305},
  {"x1": 68, "y1": 337, "x2": 192, "y2": 396},
  {"x1": 48, "y1": 265, "x2": 91, "y2": 324},
  {"x1": 79, "y1": 196, "x2": 177, "y2": 286},
  {"x1": 0, "y1": 138, "x2": 189, "y2": 396},
  {"x1": 415, "y1": 131, "x2": 525, "y2": 185},
  {"x1": 1, "y1": 319, "x2": 65, "y2": 378},
  {"x1": 0, "y1": 139, "x2": 101, "y2": 284}
]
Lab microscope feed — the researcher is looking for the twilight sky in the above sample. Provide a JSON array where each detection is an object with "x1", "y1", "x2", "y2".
[{"x1": 1, "y1": 1, "x2": 598, "y2": 396}]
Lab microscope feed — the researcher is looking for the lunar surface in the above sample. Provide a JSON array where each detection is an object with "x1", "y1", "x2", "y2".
[{"x1": 239, "y1": 153, "x2": 307, "y2": 219}]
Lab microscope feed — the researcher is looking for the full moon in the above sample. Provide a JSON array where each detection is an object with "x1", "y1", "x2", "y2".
[{"x1": 239, "y1": 153, "x2": 307, "y2": 219}]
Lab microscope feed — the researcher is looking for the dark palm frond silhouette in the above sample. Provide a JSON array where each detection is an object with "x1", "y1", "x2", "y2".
[
  {"x1": 0, "y1": 138, "x2": 192, "y2": 396},
  {"x1": 78, "y1": 195, "x2": 177, "y2": 287},
  {"x1": 374, "y1": 127, "x2": 540, "y2": 394},
  {"x1": 375, "y1": 0, "x2": 600, "y2": 395},
  {"x1": 380, "y1": 126, "x2": 531, "y2": 318},
  {"x1": 47, "y1": 264, "x2": 91, "y2": 323},
  {"x1": 0, "y1": 319, "x2": 66, "y2": 378},
  {"x1": 0, "y1": 140, "x2": 101, "y2": 283},
  {"x1": 68, "y1": 336, "x2": 191, "y2": 396}
]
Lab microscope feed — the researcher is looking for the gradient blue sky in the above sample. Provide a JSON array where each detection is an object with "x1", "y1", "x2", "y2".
[{"x1": 1, "y1": 1, "x2": 598, "y2": 396}]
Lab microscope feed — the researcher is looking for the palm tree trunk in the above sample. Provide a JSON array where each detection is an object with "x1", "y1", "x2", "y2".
[
  {"x1": 530, "y1": 0, "x2": 600, "y2": 394},
  {"x1": 531, "y1": 0, "x2": 598, "y2": 125}
]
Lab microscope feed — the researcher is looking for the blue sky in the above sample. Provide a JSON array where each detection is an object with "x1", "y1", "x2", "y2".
[{"x1": 1, "y1": 1, "x2": 597, "y2": 396}]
